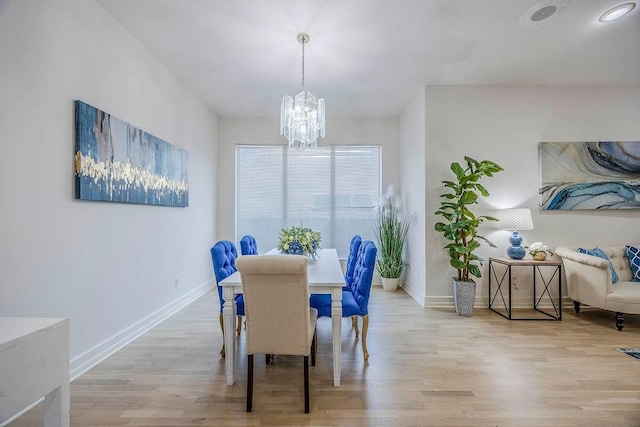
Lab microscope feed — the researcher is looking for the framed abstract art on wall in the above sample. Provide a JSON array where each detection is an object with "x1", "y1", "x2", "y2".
[
  {"x1": 74, "y1": 100, "x2": 189, "y2": 207},
  {"x1": 539, "y1": 141, "x2": 640, "y2": 210}
]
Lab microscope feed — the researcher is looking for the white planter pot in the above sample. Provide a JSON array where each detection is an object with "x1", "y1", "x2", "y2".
[
  {"x1": 452, "y1": 278, "x2": 476, "y2": 316},
  {"x1": 381, "y1": 277, "x2": 399, "y2": 291}
]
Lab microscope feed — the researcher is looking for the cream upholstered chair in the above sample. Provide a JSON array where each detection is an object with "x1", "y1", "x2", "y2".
[
  {"x1": 236, "y1": 255, "x2": 318, "y2": 413},
  {"x1": 556, "y1": 245, "x2": 640, "y2": 330}
]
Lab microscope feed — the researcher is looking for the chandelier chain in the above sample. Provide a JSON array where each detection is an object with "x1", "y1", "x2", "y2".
[{"x1": 301, "y1": 37, "x2": 305, "y2": 90}]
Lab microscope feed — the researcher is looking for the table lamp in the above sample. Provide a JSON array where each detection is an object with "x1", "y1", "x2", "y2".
[{"x1": 499, "y1": 208, "x2": 534, "y2": 260}]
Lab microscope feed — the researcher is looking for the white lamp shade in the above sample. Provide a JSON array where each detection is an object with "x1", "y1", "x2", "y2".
[{"x1": 499, "y1": 208, "x2": 534, "y2": 231}]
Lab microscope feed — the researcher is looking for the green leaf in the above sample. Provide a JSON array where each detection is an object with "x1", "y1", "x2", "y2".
[
  {"x1": 451, "y1": 259, "x2": 466, "y2": 270},
  {"x1": 468, "y1": 264, "x2": 482, "y2": 279},
  {"x1": 450, "y1": 162, "x2": 464, "y2": 178},
  {"x1": 460, "y1": 192, "x2": 478, "y2": 205},
  {"x1": 475, "y1": 183, "x2": 489, "y2": 197},
  {"x1": 464, "y1": 156, "x2": 479, "y2": 166},
  {"x1": 476, "y1": 235, "x2": 497, "y2": 248}
]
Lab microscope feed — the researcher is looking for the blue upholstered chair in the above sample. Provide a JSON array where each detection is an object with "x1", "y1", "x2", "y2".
[
  {"x1": 344, "y1": 235, "x2": 362, "y2": 331},
  {"x1": 240, "y1": 235, "x2": 259, "y2": 255},
  {"x1": 310, "y1": 240, "x2": 377, "y2": 361},
  {"x1": 210, "y1": 240, "x2": 245, "y2": 358},
  {"x1": 344, "y1": 235, "x2": 362, "y2": 288}
]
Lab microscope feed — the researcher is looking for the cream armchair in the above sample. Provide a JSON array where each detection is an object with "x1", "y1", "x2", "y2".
[{"x1": 556, "y1": 246, "x2": 640, "y2": 330}]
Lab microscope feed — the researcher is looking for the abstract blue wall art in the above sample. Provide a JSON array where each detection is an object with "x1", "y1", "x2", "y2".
[
  {"x1": 74, "y1": 101, "x2": 189, "y2": 207},
  {"x1": 539, "y1": 141, "x2": 640, "y2": 210}
]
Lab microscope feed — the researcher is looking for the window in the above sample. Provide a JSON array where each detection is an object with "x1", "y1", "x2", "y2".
[{"x1": 236, "y1": 145, "x2": 381, "y2": 258}]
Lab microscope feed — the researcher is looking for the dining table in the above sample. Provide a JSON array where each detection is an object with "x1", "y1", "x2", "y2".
[{"x1": 218, "y1": 247, "x2": 345, "y2": 387}]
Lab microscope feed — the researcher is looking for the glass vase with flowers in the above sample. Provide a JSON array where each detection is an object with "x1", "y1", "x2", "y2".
[
  {"x1": 278, "y1": 225, "x2": 322, "y2": 261},
  {"x1": 526, "y1": 242, "x2": 554, "y2": 261}
]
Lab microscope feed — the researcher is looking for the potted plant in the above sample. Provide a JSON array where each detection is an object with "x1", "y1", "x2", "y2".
[
  {"x1": 434, "y1": 156, "x2": 503, "y2": 316},
  {"x1": 374, "y1": 185, "x2": 411, "y2": 291}
]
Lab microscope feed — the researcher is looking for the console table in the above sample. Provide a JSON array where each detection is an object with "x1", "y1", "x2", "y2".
[
  {"x1": 488, "y1": 257, "x2": 562, "y2": 320},
  {"x1": 0, "y1": 317, "x2": 70, "y2": 427}
]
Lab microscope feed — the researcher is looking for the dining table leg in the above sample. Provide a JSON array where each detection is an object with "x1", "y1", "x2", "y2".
[
  {"x1": 331, "y1": 287, "x2": 342, "y2": 387},
  {"x1": 222, "y1": 287, "x2": 237, "y2": 385}
]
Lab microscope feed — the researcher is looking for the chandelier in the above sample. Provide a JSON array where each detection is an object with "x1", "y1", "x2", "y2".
[{"x1": 280, "y1": 32, "x2": 325, "y2": 149}]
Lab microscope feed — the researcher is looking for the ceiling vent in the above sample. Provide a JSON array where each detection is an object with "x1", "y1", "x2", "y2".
[{"x1": 520, "y1": 0, "x2": 571, "y2": 27}]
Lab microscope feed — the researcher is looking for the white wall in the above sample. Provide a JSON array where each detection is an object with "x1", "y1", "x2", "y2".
[
  {"x1": 425, "y1": 85, "x2": 640, "y2": 307},
  {"x1": 399, "y1": 88, "x2": 426, "y2": 304},
  {"x1": 0, "y1": 0, "x2": 218, "y2": 376},
  {"x1": 217, "y1": 117, "x2": 400, "y2": 244}
]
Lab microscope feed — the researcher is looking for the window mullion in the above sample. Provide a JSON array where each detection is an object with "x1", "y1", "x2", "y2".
[
  {"x1": 282, "y1": 145, "x2": 288, "y2": 228},
  {"x1": 330, "y1": 145, "x2": 336, "y2": 252}
]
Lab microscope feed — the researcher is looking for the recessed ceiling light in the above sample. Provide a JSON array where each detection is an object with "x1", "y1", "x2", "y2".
[
  {"x1": 599, "y1": 2, "x2": 636, "y2": 22},
  {"x1": 520, "y1": 0, "x2": 571, "y2": 28}
]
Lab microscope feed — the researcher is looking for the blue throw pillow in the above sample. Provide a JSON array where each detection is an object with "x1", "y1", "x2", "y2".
[
  {"x1": 578, "y1": 247, "x2": 619, "y2": 283},
  {"x1": 625, "y1": 245, "x2": 640, "y2": 282}
]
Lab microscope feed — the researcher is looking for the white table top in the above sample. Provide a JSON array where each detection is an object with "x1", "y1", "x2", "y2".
[
  {"x1": 219, "y1": 248, "x2": 345, "y2": 287},
  {"x1": 0, "y1": 317, "x2": 68, "y2": 351}
]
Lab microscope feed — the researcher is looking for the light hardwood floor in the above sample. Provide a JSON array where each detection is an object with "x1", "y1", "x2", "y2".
[{"x1": 10, "y1": 287, "x2": 640, "y2": 426}]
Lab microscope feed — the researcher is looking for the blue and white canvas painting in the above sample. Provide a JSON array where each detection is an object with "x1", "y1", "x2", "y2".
[
  {"x1": 74, "y1": 101, "x2": 189, "y2": 207},
  {"x1": 539, "y1": 141, "x2": 640, "y2": 210}
]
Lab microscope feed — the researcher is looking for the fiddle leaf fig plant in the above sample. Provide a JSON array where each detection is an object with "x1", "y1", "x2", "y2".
[{"x1": 434, "y1": 156, "x2": 503, "y2": 282}]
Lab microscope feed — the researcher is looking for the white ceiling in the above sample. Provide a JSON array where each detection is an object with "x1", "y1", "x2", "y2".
[{"x1": 97, "y1": 0, "x2": 640, "y2": 118}]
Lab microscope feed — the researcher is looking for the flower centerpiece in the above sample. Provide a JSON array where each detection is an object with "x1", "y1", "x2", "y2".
[
  {"x1": 525, "y1": 242, "x2": 554, "y2": 261},
  {"x1": 278, "y1": 225, "x2": 322, "y2": 261}
]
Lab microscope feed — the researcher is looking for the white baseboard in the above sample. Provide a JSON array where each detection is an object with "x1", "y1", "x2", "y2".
[
  {"x1": 69, "y1": 280, "x2": 214, "y2": 380},
  {"x1": 398, "y1": 281, "x2": 425, "y2": 307},
  {"x1": 423, "y1": 295, "x2": 455, "y2": 307},
  {"x1": 423, "y1": 295, "x2": 572, "y2": 309}
]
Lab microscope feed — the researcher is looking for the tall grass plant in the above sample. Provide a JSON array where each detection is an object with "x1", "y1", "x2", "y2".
[{"x1": 374, "y1": 186, "x2": 411, "y2": 279}]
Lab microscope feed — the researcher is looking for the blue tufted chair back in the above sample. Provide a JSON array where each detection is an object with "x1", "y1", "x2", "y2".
[
  {"x1": 240, "y1": 235, "x2": 259, "y2": 255},
  {"x1": 211, "y1": 240, "x2": 239, "y2": 312},
  {"x1": 350, "y1": 240, "x2": 377, "y2": 315},
  {"x1": 344, "y1": 235, "x2": 362, "y2": 289}
]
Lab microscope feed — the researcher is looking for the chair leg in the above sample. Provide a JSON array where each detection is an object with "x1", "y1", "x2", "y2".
[
  {"x1": 237, "y1": 315, "x2": 242, "y2": 335},
  {"x1": 352, "y1": 316, "x2": 359, "y2": 337},
  {"x1": 219, "y1": 313, "x2": 225, "y2": 358},
  {"x1": 303, "y1": 355, "x2": 310, "y2": 413},
  {"x1": 246, "y1": 354, "x2": 254, "y2": 412},
  {"x1": 311, "y1": 328, "x2": 317, "y2": 367},
  {"x1": 616, "y1": 312, "x2": 625, "y2": 331},
  {"x1": 574, "y1": 301, "x2": 581, "y2": 313},
  {"x1": 362, "y1": 315, "x2": 370, "y2": 362}
]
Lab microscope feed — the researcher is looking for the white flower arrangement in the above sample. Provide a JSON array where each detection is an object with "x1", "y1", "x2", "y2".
[
  {"x1": 525, "y1": 242, "x2": 554, "y2": 257},
  {"x1": 277, "y1": 225, "x2": 322, "y2": 260}
]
